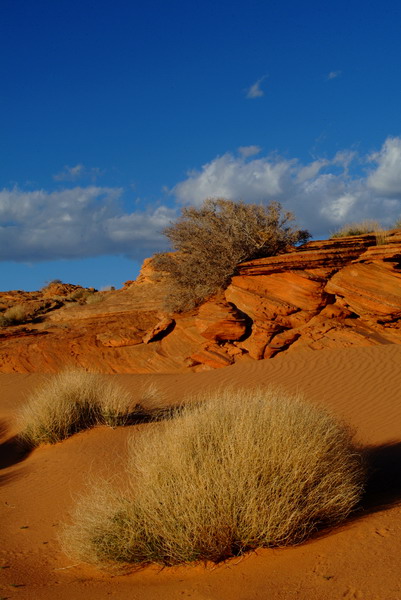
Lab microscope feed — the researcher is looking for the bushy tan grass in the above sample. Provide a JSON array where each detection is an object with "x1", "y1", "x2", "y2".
[
  {"x1": 331, "y1": 220, "x2": 391, "y2": 245},
  {"x1": 63, "y1": 388, "x2": 365, "y2": 567},
  {"x1": 85, "y1": 292, "x2": 106, "y2": 304},
  {"x1": 17, "y1": 369, "x2": 155, "y2": 446},
  {"x1": 0, "y1": 304, "x2": 31, "y2": 326},
  {"x1": 331, "y1": 220, "x2": 381, "y2": 238}
]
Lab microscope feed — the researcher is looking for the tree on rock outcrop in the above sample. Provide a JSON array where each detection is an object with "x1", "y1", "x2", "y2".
[{"x1": 153, "y1": 199, "x2": 310, "y2": 312}]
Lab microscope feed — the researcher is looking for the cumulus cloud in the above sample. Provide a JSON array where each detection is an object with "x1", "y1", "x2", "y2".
[
  {"x1": 173, "y1": 153, "x2": 296, "y2": 206},
  {"x1": 172, "y1": 137, "x2": 401, "y2": 235},
  {"x1": 367, "y1": 137, "x2": 401, "y2": 195},
  {"x1": 327, "y1": 70, "x2": 342, "y2": 80},
  {"x1": 296, "y1": 159, "x2": 329, "y2": 183},
  {"x1": 0, "y1": 186, "x2": 174, "y2": 262},
  {"x1": 238, "y1": 145, "x2": 262, "y2": 158},
  {"x1": 246, "y1": 76, "x2": 267, "y2": 98},
  {"x1": 2, "y1": 137, "x2": 401, "y2": 264},
  {"x1": 53, "y1": 164, "x2": 103, "y2": 182},
  {"x1": 332, "y1": 150, "x2": 358, "y2": 174}
]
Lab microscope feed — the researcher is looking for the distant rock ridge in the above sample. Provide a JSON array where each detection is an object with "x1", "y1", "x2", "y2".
[{"x1": 1, "y1": 230, "x2": 401, "y2": 373}]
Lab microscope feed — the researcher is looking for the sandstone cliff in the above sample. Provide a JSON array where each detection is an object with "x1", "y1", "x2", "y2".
[{"x1": 1, "y1": 231, "x2": 400, "y2": 373}]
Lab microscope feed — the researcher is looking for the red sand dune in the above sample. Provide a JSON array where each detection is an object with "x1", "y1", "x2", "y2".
[{"x1": 1, "y1": 345, "x2": 401, "y2": 599}]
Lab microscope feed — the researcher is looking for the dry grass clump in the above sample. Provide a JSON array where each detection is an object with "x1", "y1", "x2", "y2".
[
  {"x1": 66, "y1": 288, "x2": 93, "y2": 303},
  {"x1": 63, "y1": 388, "x2": 365, "y2": 567},
  {"x1": 0, "y1": 314, "x2": 9, "y2": 327},
  {"x1": 331, "y1": 220, "x2": 391, "y2": 245},
  {"x1": 331, "y1": 220, "x2": 381, "y2": 238},
  {"x1": 374, "y1": 228, "x2": 389, "y2": 246},
  {"x1": 85, "y1": 292, "x2": 106, "y2": 304},
  {"x1": 153, "y1": 199, "x2": 310, "y2": 312},
  {"x1": 17, "y1": 369, "x2": 149, "y2": 447},
  {"x1": 0, "y1": 304, "x2": 31, "y2": 326}
]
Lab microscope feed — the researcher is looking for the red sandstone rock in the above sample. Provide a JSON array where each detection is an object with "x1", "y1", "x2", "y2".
[
  {"x1": 142, "y1": 317, "x2": 175, "y2": 344},
  {"x1": 1, "y1": 234, "x2": 401, "y2": 373},
  {"x1": 96, "y1": 330, "x2": 143, "y2": 347},
  {"x1": 237, "y1": 323, "x2": 279, "y2": 360},
  {"x1": 355, "y1": 243, "x2": 401, "y2": 263},
  {"x1": 225, "y1": 269, "x2": 330, "y2": 359},
  {"x1": 236, "y1": 236, "x2": 377, "y2": 276},
  {"x1": 195, "y1": 298, "x2": 248, "y2": 341},
  {"x1": 325, "y1": 261, "x2": 401, "y2": 319},
  {"x1": 189, "y1": 343, "x2": 235, "y2": 369}
]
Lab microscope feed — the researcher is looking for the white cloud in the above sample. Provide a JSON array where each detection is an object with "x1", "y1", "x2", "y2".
[
  {"x1": 0, "y1": 186, "x2": 174, "y2": 262},
  {"x1": 327, "y1": 70, "x2": 342, "y2": 80},
  {"x1": 367, "y1": 137, "x2": 401, "y2": 195},
  {"x1": 246, "y1": 76, "x2": 267, "y2": 98},
  {"x1": 171, "y1": 137, "x2": 401, "y2": 235},
  {"x1": 296, "y1": 159, "x2": 329, "y2": 183},
  {"x1": 53, "y1": 164, "x2": 103, "y2": 182},
  {"x1": 332, "y1": 150, "x2": 358, "y2": 175},
  {"x1": 173, "y1": 153, "x2": 296, "y2": 206},
  {"x1": 320, "y1": 192, "x2": 357, "y2": 221},
  {"x1": 238, "y1": 145, "x2": 262, "y2": 158},
  {"x1": 2, "y1": 137, "x2": 401, "y2": 264}
]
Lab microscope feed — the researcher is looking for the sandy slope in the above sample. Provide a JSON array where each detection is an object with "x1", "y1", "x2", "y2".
[{"x1": 1, "y1": 345, "x2": 401, "y2": 600}]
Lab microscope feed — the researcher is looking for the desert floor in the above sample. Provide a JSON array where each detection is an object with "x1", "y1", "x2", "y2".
[{"x1": 1, "y1": 345, "x2": 401, "y2": 600}]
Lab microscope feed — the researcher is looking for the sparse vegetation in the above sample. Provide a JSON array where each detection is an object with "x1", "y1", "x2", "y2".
[
  {"x1": 153, "y1": 199, "x2": 310, "y2": 312},
  {"x1": 63, "y1": 388, "x2": 365, "y2": 568},
  {"x1": 17, "y1": 369, "x2": 159, "y2": 447},
  {"x1": 374, "y1": 228, "x2": 389, "y2": 246},
  {"x1": 0, "y1": 304, "x2": 32, "y2": 327},
  {"x1": 66, "y1": 288, "x2": 92, "y2": 303},
  {"x1": 331, "y1": 220, "x2": 381, "y2": 238},
  {"x1": 331, "y1": 220, "x2": 392, "y2": 245},
  {"x1": 85, "y1": 292, "x2": 106, "y2": 304},
  {"x1": 44, "y1": 278, "x2": 63, "y2": 287}
]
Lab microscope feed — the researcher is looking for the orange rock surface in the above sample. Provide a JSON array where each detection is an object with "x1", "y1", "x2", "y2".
[{"x1": 1, "y1": 231, "x2": 401, "y2": 373}]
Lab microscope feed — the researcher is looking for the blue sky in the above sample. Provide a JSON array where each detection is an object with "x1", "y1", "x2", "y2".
[{"x1": 1, "y1": 0, "x2": 401, "y2": 291}]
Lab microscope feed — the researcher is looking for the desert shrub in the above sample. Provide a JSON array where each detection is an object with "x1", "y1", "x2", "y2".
[
  {"x1": 63, "y1": 388, "x2": 365, "y2": 567},
  {"x1": 153, "y1": 199, "x2": 310, "y2": 312},
  {"x1": 42, "y1": 278, "x2": 63, "y2": 289},
  {"x1": 331, "y1": 220, "x2": 381, "y2": 238},
  {"x1": 0, "y1": 304, "x2": 31, "y2": 326},
  {"x1": 17, "y1": 369, "x2": 157, "y2": 446},
  {"x1": 66, "y1": 288, "x2": 91, "y2": 303},
  {"x1": 394, "y1": 217, "x2": 401, "y2": 228},
  {"x1": 85, "y1": 292, "x2": 106, "y2": 305}
]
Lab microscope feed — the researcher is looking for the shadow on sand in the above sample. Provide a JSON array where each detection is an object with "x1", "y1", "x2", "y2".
[
  {"x1": 0, "y1": 419, "x2": 32, "y2": 486},
  {"x1": 359, "y1": 441, "x2": 401, "y2": 513},
  {"x1": 0, "y1": 407, "x2": 177, "y2": 487},
  {"x1": 1, "y1": 412, "x2": 401, "y2": 521}
]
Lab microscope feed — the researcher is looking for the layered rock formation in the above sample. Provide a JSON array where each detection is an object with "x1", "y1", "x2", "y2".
[{"x1": 1, "y1": 231, "x2": 400, "y2": 373}]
